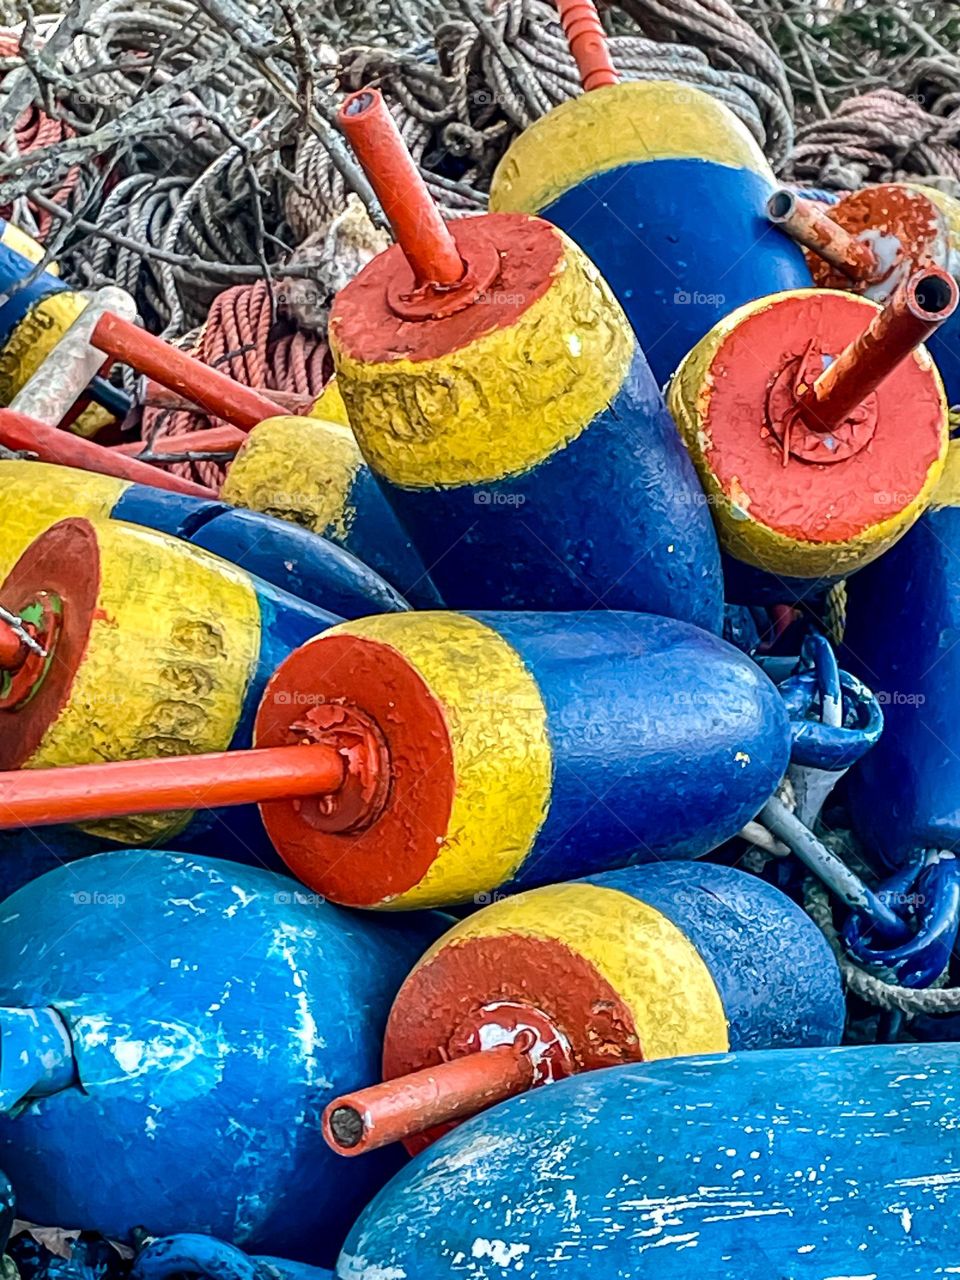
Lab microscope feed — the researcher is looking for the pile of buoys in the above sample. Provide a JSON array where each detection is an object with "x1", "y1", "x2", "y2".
[{"x1": 3, "y1": 2, "x2": 960, "y2": 1277}]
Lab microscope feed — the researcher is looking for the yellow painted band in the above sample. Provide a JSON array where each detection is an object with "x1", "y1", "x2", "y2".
[
  {"x1": 932, "y1": 435, "x2": 960, "y2": 508},
  {"x1": 327, "y1": 611, "x2": 552, "y2": 909},
  {"x1": 0, "y1": 461, "x2": 128, "y2": 580},
  {"x1": 1, "y1": 221, "x2": 60, "y2": 273},
  {"x1": 489, "y1": 80, "x2": 772, "y2": 217},
  {"x1": 415, "y1": 881, "x2": 729, "y2": 1058},
  {"x1": 22, "y1": 517, "x2": 262, "y2": 845},
  {"x1": 0, "y1": 292, "x2": 112, "y2": 437},
  {"x1": 221, "y1": 415, "x2": 362, "y2": 543},
  {"x1": 668, "y1": 289, "x2": 948, "y2": 577},
  {"x1": 332, "y1": 235, "x2": 634, "y2": 488},
  {"x1": 308, "y1": 378, "x2": 350, "y2": 425}
]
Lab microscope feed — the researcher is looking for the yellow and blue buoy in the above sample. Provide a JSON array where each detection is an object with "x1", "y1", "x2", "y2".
[{"x1": 329, "y1": 87, "x2": 722, "y2": 629}]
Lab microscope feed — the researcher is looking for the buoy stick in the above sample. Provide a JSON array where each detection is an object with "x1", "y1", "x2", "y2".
[
  {"x1": 555, "y1": 0, "x2": 618, "y2": 92},
  {"x1": 0, "y1": 618, "x2": 25, "y2": 669},
  {"x1": 111, "y1": 425, "x2": 246, "y2": 458},
  {"x1": 338, "y1": 89, "x2": 465, "y2": 288},
  {"x1": 767, "y1": 190, "x2": 880, "y2": 283},
  {"x1": 323, "y1": 1045, "x2": 535, "y2": 1157},
  {"x1": 0, "y1": 409, "x2": 217, "y2": 498},
  {"x1": 90, "y1": 313, "x2": 287, "y2": 431},
  {"x1": 0, "y1": 746, "x2": 346, "y2": 829},
  {"x1": 797, "y1": 266, "x2": 958, "y2": 434}
]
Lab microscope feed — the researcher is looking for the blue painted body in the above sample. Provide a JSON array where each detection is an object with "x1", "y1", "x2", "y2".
[
  {"x1": 843, "y1": 504, "x2": 960, "y2": 865},
  {"x1": 474, "y1": 612, "x2": 791, "y2": 885},
  {"x1": 586, "y1": 862, "x2": 845, "y2": 1049},
  {"x1": 0, "y1": 229, "x2": 66, "y2": 345},
  {"x1": 541, "y1": 160, "x2": 812, "y2": 388},
  {"x1": 385, "y1": 347, "x2": 724, "y2": 632},
  {"x1": 339, "y1": 1043, "x2": 960, "y2": 1277},
  {"x1": 134, "y1": 1235, "x2": 334, "y2": 1280},
  {"x1": 111, "y1": 487, "x2": 408, "y2": 617},
  {"x1": 927, "y1": 320, "x2": 960, "y2": 407},
  {"x1": 333, "y1": 465, "x2": 443, "y2": 609},
  {"x1": 0, "y1": 852, "x2": 446, "y2": 1266}
]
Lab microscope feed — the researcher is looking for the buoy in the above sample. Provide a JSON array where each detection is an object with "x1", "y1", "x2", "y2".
[
  {"x1": 770, "y1": 182, "x2": 960, "y2": 404},
  {"x1": 0, "y1": 515, "x2": 338, "y2": 849},
  {"x1": 0, "y1": 220, "x2": 129, "y2": 434},
  {"x1": 321, "y1": 861, "x2": 844, "y2": 1158},
  {"x1": 220, "y1": 416, "x2": 441, "y2": 608},
  {"x1": 328, "y1": 87, "x2": 722, "y2": 630},
  {"x1": 0, "y1": 460, "x2": 408, "y2": 618},
  {"x1": 667, "y1": 267, "x2": 955, "y2": 593},
  {"x1": 338, "y1": 1042, "x2": 960, "y2": 1278},
  {"x1": 844, "y1": 438, "x2": 960, "y2": 864},
  {"x1": 133, "y1": 1235, "x2": 334, "y2": 1280},
  {"x1": 0, "y1": 850, "x2": 443, "y2": 1266},
  {"x1": 0, "y1": 610, "x2": 792, "y2": 909},
  {"x1": 487, "y1": 0, "x2": 813, "y2": 388}
]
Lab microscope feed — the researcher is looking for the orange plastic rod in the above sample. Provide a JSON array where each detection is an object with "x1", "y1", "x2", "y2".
[
  {"x1": 111, "y1": 425, "x2": 246, "y2": 457},
  {"x1": 0, "y1": 619, "x2": 23, "y2": 669},
  {"x1": 323, "y1": 1045, "x2": 536, "y2": 1157},
  {"x1": 0, "y1": 746, "x2": 345, "y2": 829},
  {"x1": 767, "y1": 190, "x2": 879, "y2": 283},
  {"x1": 798, "y1": 265, "x2": 959, "y2": 433},
  {"x1": 338, "y1": 88, "x2": 464, "y2": 288},
  {"x1": 0, "y1": 410, "x2": 216, "y2": 498},
  {"x1": 555, "y1": 0, "x2": 618, "y2": 91},
  {"x1": 91, "y1": 313, "x2": 286, "y2": 432}
]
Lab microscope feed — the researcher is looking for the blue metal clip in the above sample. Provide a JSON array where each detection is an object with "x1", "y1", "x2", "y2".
[
  {"x1": 774, "y1": 632, "x2": 883, "y2": 771},
  {"x1": 843, "y1": 850, "x2": 960, "y2": 988}
]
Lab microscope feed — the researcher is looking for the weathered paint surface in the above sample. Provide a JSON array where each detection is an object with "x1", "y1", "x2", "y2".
[
  {"x1": 382, "y1": 863, "x2": 843, "y2": 1143},
  {"x1": 257, "y1": 611, "x2": 792, "y2": 908},
  {"x1": 0, "y1": 221, "x2": 109, "y2": 435},
  {"x1": 0, "y1": 851, "x2": 445, "y2": 1265},
  {"x1": 844, "y1": 440, "x2": 960, "y2": 863},
  {"x1": 489, "y1": 81, "x2": 812, "y2": 388},
  {"x1": 220, "y1": 416, "x2": 442, "y2": 608},
  {"x1": 804, "y1": 182, "x2": 960, "y2": 405},
  {"x1": 331, "y1": 213, "x2": 722, "y2": 631},
  {"x1": 339, "y1": 1042, "x2": 960, "y2": 1277},
  {"x1": 134, "y1": 1233, "x2": 336, "y2": 1280},
  {"x1": 0, "y1": 460, "x2": 407, "y2": 618},
  {"x1": 668, "y1": 288, "x2": 947, "y2": 584},
  {"x1": 0, "y1": 516, "x2": 337, "y2": 851}
]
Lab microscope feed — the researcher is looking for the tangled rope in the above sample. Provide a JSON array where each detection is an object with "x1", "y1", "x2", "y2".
[
  {"x1": 804, "y1": 879, "x2": 960, "y2": 1016},
  {"x1": 785, "y1": 87, "x2": 960, "y2": 192}
]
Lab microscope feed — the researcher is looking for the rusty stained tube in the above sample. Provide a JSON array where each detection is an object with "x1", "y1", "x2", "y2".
[
  {"x1": 323, "y1": 1044, "x2": 536, "y2": 1157},
  {"x1": 338, "y1": 88, "x2": 465, "y2": 289},
  {"x1": 797, "y1": 265, "x2": 959, "y2": 434},
  {"x1": 767, "y1": 189, "x2": 880, "y2": 284},
  {"x1": 555, "y1": 0, "x2": 618, "y2": 92},
  {"x1": 0, "y1": 746, "x2": 346, "y2": 830},
  {"x1": 90, "y1": 313, "x2": 287, "y2": 432},
  {"x1": 0, "y1": 409, "x2": 217, "y2": 498}
]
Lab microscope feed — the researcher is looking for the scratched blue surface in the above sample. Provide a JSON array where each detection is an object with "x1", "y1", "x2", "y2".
[
  {"x1": 379, "y1": 345, "x2": 723, "y2": 631},
  {"x1": 338, "y1": 1042, "x2": 960, "y2": 1277},
  {"x1": 471, "y1": 613, "x2": 791, "y2": 888},
  {"x1": 0, "y1": 852, "x2": 446, "y2": 1265}
]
